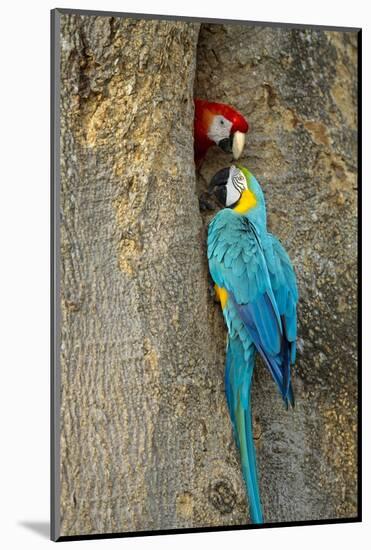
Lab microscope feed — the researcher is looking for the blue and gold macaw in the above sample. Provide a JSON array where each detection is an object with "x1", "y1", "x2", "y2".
[{"x1": 207, "y1": 164, "x2": 298, "y2": 524}]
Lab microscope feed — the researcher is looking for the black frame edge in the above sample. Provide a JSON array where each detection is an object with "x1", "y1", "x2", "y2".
[
  {"x1": 54, "y1": 7, "x2": 361, "y2": 32},
  {"x1": 356, "y1": 28, "x2": 362, "y2": 524},
  {"x1": 56, "y1": 517, "x2": 361, "y2": 542},
  {"x1": 51, "y1": 7, "x2": 61, "y2": 543}
]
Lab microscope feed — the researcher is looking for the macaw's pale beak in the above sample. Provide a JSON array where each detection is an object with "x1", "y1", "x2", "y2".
[{"x1": 232, "y1": 131, "x2": 245, "y2": 160}]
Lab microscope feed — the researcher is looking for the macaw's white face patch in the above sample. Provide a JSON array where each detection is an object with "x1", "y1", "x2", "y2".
[
  {"x1": 207, "y1": 115, "x2": 233, "y2": 144},
  {"x1": 226, "y1": 166, "x2": 247, "y2": 207}
]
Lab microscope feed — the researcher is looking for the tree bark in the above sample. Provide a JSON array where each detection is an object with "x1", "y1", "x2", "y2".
[
  {"x1": 57, "y1": 13, "x2": 358, "y2": 537},
  {"x1": 195, "y1": 24, "x2": 358, "y2": 522}
]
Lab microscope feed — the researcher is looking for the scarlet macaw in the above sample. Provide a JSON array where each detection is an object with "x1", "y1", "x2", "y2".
[
  {"x1": 207, "y1": 164, "x2": 298, "y2": 523},
  {"x1": 194, "y1": 99, "x2": 249, "y2": 166}
]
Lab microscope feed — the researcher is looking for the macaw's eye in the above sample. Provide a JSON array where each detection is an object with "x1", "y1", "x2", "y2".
[{"x1": 220, "y1": 119, "x2": 225, "y2": 125}]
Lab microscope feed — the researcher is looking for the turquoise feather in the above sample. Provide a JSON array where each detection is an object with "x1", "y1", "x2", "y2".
[
  {"x1": 225, "y1": 336, "x2": 263, "y2": 524},
  {"x1": 207, "y1": 165, "x2": 298, "y2": 524}
]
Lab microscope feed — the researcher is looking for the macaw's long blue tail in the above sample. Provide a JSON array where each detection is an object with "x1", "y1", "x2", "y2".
[{"x1": 225, "y1": 335, "x2": 264, "y2": 524}]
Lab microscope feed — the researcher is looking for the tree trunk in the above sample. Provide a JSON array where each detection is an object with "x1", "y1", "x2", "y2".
[
  {"x1": 56, "y1": 12, "x2": 358, "y2": 537},
  {"x1": 195, "y1": 24, "x2": 358, "y2": 523}
]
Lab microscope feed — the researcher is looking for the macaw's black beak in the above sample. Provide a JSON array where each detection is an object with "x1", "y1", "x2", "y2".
[
  {"x1": 218, "y1": 135, "x2": 233, "y2": 154},
  {"x1": 209, "y1": 167, "x2": 230, "y2": 207}
]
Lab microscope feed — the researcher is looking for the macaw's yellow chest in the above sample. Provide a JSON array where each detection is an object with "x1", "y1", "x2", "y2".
[{"x1": 233, "y1": 189, "x2": 257, "y2": 214}]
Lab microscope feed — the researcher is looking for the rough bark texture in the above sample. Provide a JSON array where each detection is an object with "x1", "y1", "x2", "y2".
[
  {"x1": 58, "y1": 14, "x2": 358, "y2": 537},
  {"x1": 195, "y1": 25, "x2": 358, "y2": 522}
]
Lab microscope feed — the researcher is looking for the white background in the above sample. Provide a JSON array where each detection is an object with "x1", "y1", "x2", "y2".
[{"x1": 0, "y1": 0, "x2": 367, "y2": 548}]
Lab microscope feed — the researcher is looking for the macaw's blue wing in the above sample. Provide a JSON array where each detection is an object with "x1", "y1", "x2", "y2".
[
  {"x1": 208, "y1": 209, "x2": 297, "y2": 406},
  {"x1": 263, "y1": 234, "x2": 299, "y2": 404},
  {"x1": 264, "y1": 234, "x2": 298, "y2": 358}
]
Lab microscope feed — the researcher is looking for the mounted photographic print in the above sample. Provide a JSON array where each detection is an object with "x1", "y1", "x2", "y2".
[{"x1": 51, "y1": 8, "x2": 361, "y2": 542}]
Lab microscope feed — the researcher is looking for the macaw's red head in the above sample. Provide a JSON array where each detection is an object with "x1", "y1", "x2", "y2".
[{"x1": 194, "y1": 98, "x2": 249, "y2": 166}]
